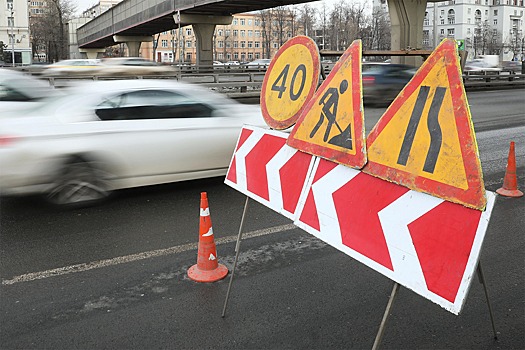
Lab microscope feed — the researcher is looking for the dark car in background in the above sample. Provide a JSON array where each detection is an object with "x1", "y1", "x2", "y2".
[{"x1": 362, "y1": 63, "x2": 415, "y2": 106}]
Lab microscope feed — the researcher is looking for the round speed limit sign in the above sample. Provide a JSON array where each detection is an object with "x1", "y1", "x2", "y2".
[{"x1": 261, "y1": 36, "x2": 320, "y2": 130}]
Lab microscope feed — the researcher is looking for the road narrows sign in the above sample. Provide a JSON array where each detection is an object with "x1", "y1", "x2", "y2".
[
  {"x1": 362, "y1": 38, "x2": 486, "y2": 210},
  {"x1": 260, "y1": 36, "x2": 320, "y2": 130},
  {"x1": 286, "y1": 40, "x2": 366, "y2": 169}
]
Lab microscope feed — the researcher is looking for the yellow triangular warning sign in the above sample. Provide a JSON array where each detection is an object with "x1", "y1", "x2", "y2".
[
  {"x1": 286, "y1": 40, "x2": 366, "y2": 169},
  {"x1": 363, "y1": 39, "x2": 486, "y2": 210}
]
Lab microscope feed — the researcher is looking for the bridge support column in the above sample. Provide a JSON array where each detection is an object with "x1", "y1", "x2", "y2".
[
  {"x1": 387, "y1": 0, "x2": 427, "y2": 66},
  {"x1": 113, "y1": 35, "x2": 153, "y2": 57},
  {"x1": 175, "y1": 14, "x2": 233, "y2": 67},
  {"x1": 79, "y1": 48, "x2": 105, "y2": 59}
]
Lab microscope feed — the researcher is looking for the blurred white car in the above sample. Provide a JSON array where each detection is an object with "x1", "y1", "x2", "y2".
[
  {"x1": 41, "y1": 59, "x2": 101, "y2": 76},
  {"x1": 246, "y1": 58, "x2": 271, "y2": 69},
  {"x1": 0, "y1": 68, "x2": 58, "y2": 112},
  {"x1": 96, "y1": 57, "x2": 174, "y2": 76},
  {"x1": 464, "y1": 59, "x2": 502, "y2": 72},
  {"x1": 0, "y1": 80, "x2": 265, "y2": 207}
]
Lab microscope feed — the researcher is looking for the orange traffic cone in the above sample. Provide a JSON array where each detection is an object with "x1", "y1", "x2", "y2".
[
  {"x1": 496, "y1": 141, "x2": 523, "y2": 198},
  {"x1": 188, "y1": 192, "x2": 229, "y2": 282}
]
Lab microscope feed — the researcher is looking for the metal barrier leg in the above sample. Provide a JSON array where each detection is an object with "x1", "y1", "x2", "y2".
[
  {"x1": 221, "y1": 196, "x2": 250, "y2": 318},
  {"x1": 477, "y1": 263, "x2": 498, "y2": 340},
  {"x1": 372, "y1": 282, "x2": 400, "y2": 350}
]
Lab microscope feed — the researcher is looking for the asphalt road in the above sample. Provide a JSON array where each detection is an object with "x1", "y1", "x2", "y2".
[{"x1": 0, "y1": 89, "x2": 524, "y2": 349}]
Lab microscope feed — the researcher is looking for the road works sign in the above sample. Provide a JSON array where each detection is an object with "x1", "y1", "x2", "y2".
[
  {"x1": 287, "y1": 40, "x2": 366, "y2": 169},
  {"x1": 363, "y1": 39, "x2": 486, "y2": 210},
  {"x1": 225, "y1": 125, "x2": 315, "y2": 220},
  {"x1": 260, "y1": 36, "x2": 320, "y2": 130}
]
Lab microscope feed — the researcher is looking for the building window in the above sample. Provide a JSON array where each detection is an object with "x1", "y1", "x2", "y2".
[
  {"x1": 218, "y1": 29, "x2": 223, "y2": 36},
  {"x1": 494, "y1": 19, "x2": 497, "y2": 25},
  {"x1": 448, "y1": 9, "x2": 455, "y2": 24},
  {"x1": 255, "y1": 19, "x2": 260, "y2": 26},
  {"x1": 447, "y1": 28, "x2": 455, "y2": 37},
  {"x1": 441, "y1": 18, "x2": 445, "y2": 25},
  {"x1": 241, "y1": 30, "x2": 245, "y2": 37},
  {"x1": 240, "y1": 18, "x2": 245, "y2": 26},
  {"x1": 233, "y1": 19, "x2": 238, "y2": 25},
  {"x1": 248, "y1": 41, "x2": 253, "y2": 48},
  {"x1": 424, "y1": 12, "x2": 429, "y2": 26},
  {"x1": 248, "y1": 19, "x2": 253, "y2": 26},
  {"x1": 240, "y1": 41, "x2": 246, "y2": 48},
  {"x1": 234, "y1": 41, "x2": 238, "y2": 48},
  {"x1": 255, "y1": 41, "x2": 260, "y2": 48},
  {"x1": 186, "y1": 53, "x2": 192, "y2": 61},
  {"x1": 186, "y1": 28, "x2": 192, "y2": 36},
  {"x1": 161, "y1": 40, "x2": 168, "y2": 48},
  {"x1": 423, "y1": 30, "x2": 430, "y2": 46},
  {"x1": 233, "y1": 30, "x2": 238, "y2": 37},
  {"x1": 7, "y1": 17, "x2": 14, "y2": 27},
  {"x1": 218, "y1": 41, "x2": 224, "y2": 48},
  {"x1": 186, "y1": 40, "x2": 192, "y2": 48},
  {"x1": 494, "y1": 10, "x2": 498, "y2": 16},
  {"x1": 255, "y1": 30, "x2": 261, "y2": 37},
  {"x1": 248, "y1": 30, "x2": 253, "y2": 37}
]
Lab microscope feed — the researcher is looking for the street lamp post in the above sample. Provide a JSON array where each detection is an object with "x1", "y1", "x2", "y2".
[{"x1": 11, "y1": 10, "x2": 16, "y2": 67}]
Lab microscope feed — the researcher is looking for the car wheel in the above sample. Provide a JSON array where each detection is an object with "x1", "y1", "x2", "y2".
[{"x1": 45, "y1": 159, "x2": 111, "y2": 207}]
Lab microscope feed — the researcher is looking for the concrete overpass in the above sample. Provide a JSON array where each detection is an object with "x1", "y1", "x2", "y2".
[
  {"x1": 77, "y1": 0, "x2": 441, "y2": 66},
  {"x1": 77, "y1": 0, "x2": 316, "y2": 64}
]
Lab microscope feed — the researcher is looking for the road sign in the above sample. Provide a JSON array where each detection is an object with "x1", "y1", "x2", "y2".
[
  {"x1": 456, "y1": 39, "x2": 465, "y2": 51},
  {"x1": 286, "y1": 40, "x2": 366, "y2": 169},
  {"x1": 260, "y1": 36, "x2": 320, "y2": 130},
  {"x1": 225, "y1": 125, "x2": 316, "y2": 219},
  {"x1": 363, "y1": 38, "x2": 486, "y2": 210},
  {"x1": 295, "y1": 157, "x2": 496, "y2": 314}
]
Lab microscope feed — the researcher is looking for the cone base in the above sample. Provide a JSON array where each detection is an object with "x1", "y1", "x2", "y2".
[
  {"x1": 187, "y1": 263, "x2": 228, "y2": 283},
  {"x1": 496, "y1": 187, "x2": 524, "y2": 198}
]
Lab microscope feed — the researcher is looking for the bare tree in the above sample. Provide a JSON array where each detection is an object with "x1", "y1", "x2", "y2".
[
  {"x1": 30, "y1": 0, "x2": 76, "y2": 62},
  {"x1": 504, "y1": 27, "x2": 523, "y2": 61}
]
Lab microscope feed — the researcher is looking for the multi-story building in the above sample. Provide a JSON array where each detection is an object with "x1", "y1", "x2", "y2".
[
  {"x1": 139, "y1": 12, "x2": 301, "y2": 64},
  {"x1": 1, "y1": 0, "x2": 31, "y2": 65},
  {"x1": 82, "y1": 0, "x2": 123, "y2": 19},
  {"x1": 423, "y1": 0, "x2": 524, "y2": 61}
]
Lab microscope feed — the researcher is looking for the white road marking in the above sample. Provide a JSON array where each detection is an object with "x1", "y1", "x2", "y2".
[{"x1": 1, "y1": 223, "x2": 297, "y2": 286}]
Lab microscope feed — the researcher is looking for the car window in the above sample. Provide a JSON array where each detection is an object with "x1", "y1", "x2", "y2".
[
  {"x1": 0, "y1": 83, "x2": 29, "y2": 101},
  {"x1": 95, "y1": 89, "x2": 214, "y2": 120}
]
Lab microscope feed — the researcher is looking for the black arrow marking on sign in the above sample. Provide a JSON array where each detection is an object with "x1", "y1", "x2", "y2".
[
  {"x1": 397, "y1": 86, "x2": 446, "y2": 174},
  {"x1": 397, "y1": 86, "x2": 430, "y2": 167},
  {"x1": 423, "y1": 87, "x2": 446, "y2": 173}
]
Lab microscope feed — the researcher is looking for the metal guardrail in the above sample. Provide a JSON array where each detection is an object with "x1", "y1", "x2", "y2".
[{"x1": 19, "y1": 66, "x2": 525, "y2": 98}]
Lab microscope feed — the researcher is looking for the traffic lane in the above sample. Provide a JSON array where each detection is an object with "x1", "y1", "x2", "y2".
[
  {"x1": 0, "y1": 125, "x2": 523, "y2": 281},
  {"x1": 362, "y1": 88, "x2": 525, "y2": 134},
  {"x1": 0, "y1": 178, "x2": 291, "y2": 280},
  {"x1": 1, "y1": 190, "x2": 523, "y2": 349}
]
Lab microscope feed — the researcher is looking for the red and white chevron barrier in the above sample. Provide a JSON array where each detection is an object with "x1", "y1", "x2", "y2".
[
  {"x1": 225, "y1": 126, "x2": 495, "y2": 314},
  {"x1": 225, "y1": 125, "x2": 316, "y2": 220},
  {"x1": 295, "y1": 158, "x2": 496, "y2": 314}
]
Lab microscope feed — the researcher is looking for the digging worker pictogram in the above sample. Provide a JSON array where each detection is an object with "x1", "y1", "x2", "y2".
[{"x1": 309, "y1": 79, "x2": 352, "y2": 149}]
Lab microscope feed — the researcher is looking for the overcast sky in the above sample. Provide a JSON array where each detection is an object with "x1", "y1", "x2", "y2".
[{"x1": 71, "y1": 0, "x2": 366, "y2": 16}]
